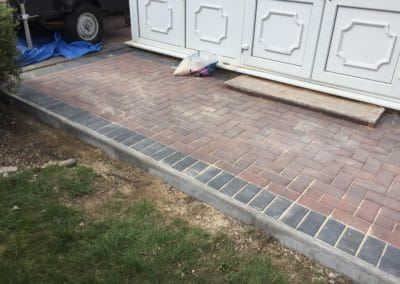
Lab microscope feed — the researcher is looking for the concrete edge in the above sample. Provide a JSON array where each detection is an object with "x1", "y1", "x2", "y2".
[
  {"x1": 225, "y1": 79, "x2": 386, "y2": 127},
  {"x1": 4, "y1": 92, "x2": 398, "y2": 284}
]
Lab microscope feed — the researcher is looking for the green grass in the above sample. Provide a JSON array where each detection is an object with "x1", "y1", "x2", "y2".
[{"x1": 0, "y1": 166, "x2": 288, "y2": 283}]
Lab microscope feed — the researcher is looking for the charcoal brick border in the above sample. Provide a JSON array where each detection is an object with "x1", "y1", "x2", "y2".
[{"x1": 5, "y1": 85, "x2": 400, "y2": 284}]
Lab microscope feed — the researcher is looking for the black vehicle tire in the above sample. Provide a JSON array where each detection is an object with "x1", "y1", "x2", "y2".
[{"x1": 65, "y1": 4, "x2": 103, "y2": 44}]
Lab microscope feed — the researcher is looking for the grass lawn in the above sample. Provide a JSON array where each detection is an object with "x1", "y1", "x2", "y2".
[{"x1": 0, "y1": 165, "x2": 288, "y2": 283}]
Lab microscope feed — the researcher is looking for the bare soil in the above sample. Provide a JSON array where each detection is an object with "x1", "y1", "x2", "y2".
[{"x1": 0, "y1": 101, "x2": 351, "y2": 283}]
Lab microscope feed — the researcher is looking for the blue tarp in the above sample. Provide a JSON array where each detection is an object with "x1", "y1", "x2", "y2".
[{"x1": 17, "y1": 32, "x2": 102, "y2": 66}]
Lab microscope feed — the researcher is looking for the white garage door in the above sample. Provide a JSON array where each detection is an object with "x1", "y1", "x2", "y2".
[
  {"x1": 129, "y1": 0, "x2": 400, "y2": 110},
  {"x1": 186, "y1": 0, "x2": 246, "y2": 64},
  {"x1": 312, "y1": 0, "x2": 400, "y2": 99},
  {"x1": 137, "y1": 0, "x2": 184, "y2": 47},
  {"x1": 242, "y1": 0, "x2": 324, "y2": 78}
]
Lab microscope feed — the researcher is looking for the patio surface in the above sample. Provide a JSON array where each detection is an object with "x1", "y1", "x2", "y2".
[{"x1": 18, "y1": 48, "x2": 400, "y2": 280}]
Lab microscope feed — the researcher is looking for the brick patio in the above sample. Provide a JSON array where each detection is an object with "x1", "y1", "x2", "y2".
[{"x1": 23, "y1": 49, "x2": 400, "y2": 250}]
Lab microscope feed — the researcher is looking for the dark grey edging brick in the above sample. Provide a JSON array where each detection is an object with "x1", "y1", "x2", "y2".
[
  {"x1": 265, "y1": 197, "x2": 292, "y2": 219},
  {"x1": 87, "y1": 119, "x2": 111, "y2": 131},
  {"x1": 151, "y1": 146, "x2": 176, "y2": 161},
  {"x1": 337, "y1": 228, "x2": 365, "y2": 256},
  {"x1": 184, "y1": 161, "x2": 208, "y2": 177},
  {"x1": 220, "y1": 178, "x2": 247, "y2": 197},
  {"x1": 208, "y1": 172, "x2": 235, "y2": 190},
  {"x1": 379, "y1": 245, "x2": 400, "y2": 278},
  {"x1": 234, "y1": 184, "x2": 261, "y2": 204},
  {"x1": 113, "y1": 131, "x2": 135, "y2": 143},
  {"x1": 132, "y1": 138, "x2": 155, "y2": 151},
  {"x1": 358, "y1": 236, "x2": 386, "y2": 266},
  {"x1": 172, "y1": 156, "x2": 197, "y2": 172},
  {"x1": 317, "y1": 219, "x2": 346, "y2": 246},
  {"x1": 250, "y1": 190, "x2": 276, "y2": 211},
  {"x1": 281, "y1": 204, "x2": 309, "y2": 228},
  {"x1": 298, "y1": 211, "x2": 326, "y2": 237},
  {"x1": 6, "y1": 90, "x2": 399, "y2": 284},
  {"x1": 140, "y1": 142, "x2": 165, "y2": 157},
  {"x1": 196, "y1": 167, "x2": 221, "y2": 184},
  {"x1": 122, "y1": 133, "x2": 146, "y2": 146},
  {"x1": 96, "y1": 123, "x2": 119, "y2": 135},
  {"x1": 162, "y1": 151, "x2": 186, "y2": 166}
]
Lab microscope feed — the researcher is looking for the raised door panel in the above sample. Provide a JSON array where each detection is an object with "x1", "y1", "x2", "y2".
[
  {"x1": 326, "y1": 8, "x2": 400, "y2": 83},
  {"x1": 313, "y1": 0, "x2": 400, "y2": 99},
  {"x1": 242, "y1": 0, "x2": 324, "y2": 79},
  {"x1": 137, "y1": 0, "x2": 184, "y2": 47},
  {"x1": 186, "y1": 0, "x2": 246, "y2": 64}
]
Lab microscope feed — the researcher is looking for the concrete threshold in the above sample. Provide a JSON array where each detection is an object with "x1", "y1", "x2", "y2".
[
  {"x1": 3, "y1": 88, "x2": 400, "y2": 284},
  {"x1": 226, "y1": 75, "x2": 385, "y2": 127}
]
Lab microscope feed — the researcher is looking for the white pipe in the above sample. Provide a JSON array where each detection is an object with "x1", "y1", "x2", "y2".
[{"x1": 19, "y1": 2, "x2": 33, "y2": 49}]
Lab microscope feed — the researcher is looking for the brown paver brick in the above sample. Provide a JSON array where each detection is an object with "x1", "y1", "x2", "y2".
[
  {"x1": 388, "y1": 182, "x2": 400, "y2": 201},
  {"x1": 331, "y1": 172, "x2": 354, "y2": 191},
  {"x1": 288, "y1": 175, "x2": 313, "y2": 193},
  {"x1": 214, "y1": 160, "x2": 243, "y2": 176},
  {"x1": 355, "y1": 200, "x2": 381, "y2": 222},
  {"x1": 302, "y1": 167, "x2": 335, "y2": 184},
  {"x1": 298, "y1": 195, "x2": 333, "y2": 215},
  {"x1": 261, "y1": 170, "x2": 291, "y2": 187},
  {"x1": 303, "y1": 187, "x2": 324, "y2": 200},
  {"x1": 381, "y1": 208, "x2": 400, "y2": 223},
  {"x1": 234, "y1": 153, "x2": 259, "y2": 169},
  {"x1": 321, "y1": 195, "x2": 357, "y2": 215},
  {"x1": 362, "y1": 158, "x2": 382, "y2": 174},
  {"x1": 313, "y1": 150, "x2": 334, "y2": 164},
  {"x1": 382, "y1": 163, "x2": 400, "y2": 175},
  {"x1": 281, "y1": 162, "x2": 304, "y2": 180},
  {"x1": 343, "y1": 184, "x2": 368, "y2": 205},
  {"x1": 310, "y1": 180, "x2": 346, "y2": 199},
  {"x1": 239, "y1": 170, "x2": 270, "y2": 188},
  {"x1": 375, "y1": 213, "x2": 396, "y2": 231},
  {"x1": 267, "y1": 182, "x2": 299, "y2": 201},
  {"x1": 352, "y1": 148, "x2": 370, "y2": 163},
  {"x1": 246, "y1": 163, "x2": 264, "y2": 175},
  {"x1": 23, "y1": 51, "x2": 400, "y2": 248}
]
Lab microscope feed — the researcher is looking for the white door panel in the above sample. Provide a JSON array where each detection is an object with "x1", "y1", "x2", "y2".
[
  {"x1": 137, "y1": 0, "x2": 184, "y2": 47},
  {"x1": 242, "y1": 0, "x2": 324, "y2": 79},
  {"x1": 252, "y1": 1, "x2": 312, "y2": 66},
  {"x1": 326, "y1": 8, "x2": 400, "y2": 83},
  {"x1": 313, "y1": 0, "x2": 400, "y2": 98},
  {"x1": 186, "y1": 0, "x2": 246, "y2": 63}
]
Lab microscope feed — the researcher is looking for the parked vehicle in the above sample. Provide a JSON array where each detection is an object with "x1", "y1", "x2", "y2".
[{"x1": 7, "y1": 0, "x2": 129, "y2": 43}]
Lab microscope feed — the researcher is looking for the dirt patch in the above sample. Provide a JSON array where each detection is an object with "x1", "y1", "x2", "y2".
[{"x1": 0, "y1": 101, "x2": 351, "y2": 283}]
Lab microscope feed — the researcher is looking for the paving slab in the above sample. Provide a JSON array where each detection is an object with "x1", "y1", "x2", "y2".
[{"x1": 226, "y1": 75, "x2": 385, "y2": 127}]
